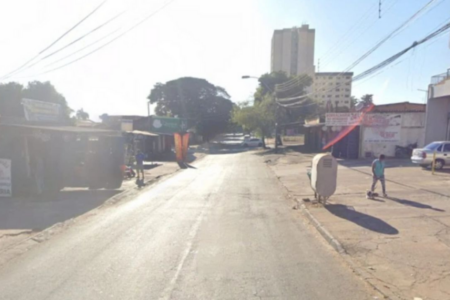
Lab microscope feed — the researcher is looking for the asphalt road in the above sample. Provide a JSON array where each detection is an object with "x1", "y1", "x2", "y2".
[{"x1": 0, "y1": 151, "x2": 375, "y2": 300}]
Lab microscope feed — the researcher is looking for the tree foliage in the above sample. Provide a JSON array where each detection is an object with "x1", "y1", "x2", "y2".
[
  {"x1": 0, "y1": 81, "x2": 71, "y2": 119},
  {"x1": 147, "y1": 77, "x2": 233, "y2": 139},
  {"x1": 359, "y1": 94, "x2": 374, "y2": 107},
  {"x1": 76, "y1": 109, "x2": 90, "y2": 120},
  {"x1": 232, "y1": 97, "x2": 276, "y2": 146}
]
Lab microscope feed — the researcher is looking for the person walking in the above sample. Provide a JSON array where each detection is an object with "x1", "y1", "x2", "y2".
[
  {"x1": 367, "y1": 154, "x2": 387, "y2": 199},
  {"x1": 135, "y1": 150, "x2": 145, "y2": 180}
]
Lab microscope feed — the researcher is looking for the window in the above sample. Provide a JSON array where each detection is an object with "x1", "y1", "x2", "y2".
[
  {"x1": 328, "y1": 95, "x2": 332, "y2": 98},
  {"x1": 335, "y1": 88, "x2": 340, "y2": 92},
  {"x1": 346, "y1": 76, "x2": 351, "y2": 79},
  {"x1": 346, "y1": 82, "x2": 350, "y2": 86},
  {"x1": 345, "y1": 94, "x2": 350, "y2": 97},
  {"x1": 344, "y1": 101, "x2": 349, "y2": 104},
  {"x1": 335, "y1": 95, "x2": 340, "y2": 98},
  {"x1": 345, "y1": 88, "x2": 350, "y2": 92},
  {"x1": 336, "y1": 82, "x2": 340, "y2": 86},
  {"x1": 444, "y1": 144, "x2": 450, "y2": 152},
  {"x1": 425, "y1": 142, "x2": 443, "y2": 151},
  {"x1": 329, "y1": 82, "x2": 333, "y2": 85}
]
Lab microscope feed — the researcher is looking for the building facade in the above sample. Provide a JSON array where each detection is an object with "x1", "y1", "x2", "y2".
[
  {"x1": 425, "y1": 68, "x2": 450, "y2": 144},
  {"x1": 271, "y1": 25, "x2": 315, "y2": 77},
  {"x1": 313, "y1": 72, "x2": 353, "y2": 109}
]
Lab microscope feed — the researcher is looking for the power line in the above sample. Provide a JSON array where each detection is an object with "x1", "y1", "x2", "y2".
[
  {"x1": 276, "y1": 18, "x2": 450, "y2": 107},
  {"x1": 0, "y1": 0, "x2": 109, "y2": 80},
  {"x1": 322, "y1": 0, "x2": 436, "y2": 69},
  {"x1": 3, "y1": 10, "x2": 126, "y2": 80},
  {"x1": 10, "y1": 0, "x2": 177, "y2": 79}
]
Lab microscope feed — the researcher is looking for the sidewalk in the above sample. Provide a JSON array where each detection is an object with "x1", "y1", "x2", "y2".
[{"x1": 266, "y1": 149, "x2": 450, "y2": 300}]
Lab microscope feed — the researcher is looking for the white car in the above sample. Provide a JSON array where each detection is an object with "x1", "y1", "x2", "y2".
[{"x1": 242, "y1": 138, "x2": 263, "y2": 148}]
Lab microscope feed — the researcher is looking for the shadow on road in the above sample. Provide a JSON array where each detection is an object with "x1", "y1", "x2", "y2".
[
  {"x1": 386, "y1": 197, "x2": 445, "y2": 212},
  {"x1": 0, "y1": 189, "x2": 122, "y2": 230},
  {"x1": 325, "y1": 204, "x2": 399, "y2": 235}
]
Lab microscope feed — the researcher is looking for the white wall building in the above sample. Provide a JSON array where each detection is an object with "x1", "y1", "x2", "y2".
[
  {"x1": 271, "y1": 25, "x2": 315, "y2": 77},
  {"x1": 425, "y1": 68, "x2": 450, "y2": 144},
  {"x1": 313, "y1": 72, "x2": 353, "y2": 109}
]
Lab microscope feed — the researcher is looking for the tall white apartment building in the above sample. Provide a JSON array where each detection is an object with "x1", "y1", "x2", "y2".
[
  {"x1": 313, "y1": 72, "x2": 353, "y2": 108},
  {"x1": 271, "y1": 25, "x2": 315, "y2": 77}
]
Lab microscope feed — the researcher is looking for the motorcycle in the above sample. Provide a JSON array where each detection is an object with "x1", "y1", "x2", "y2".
[
  {"x1": 123, "y1": 165, "x2": 136, "y2": 179},
  {"x1": 395, "y1": 142, "x2": 417, "y2": 158}
]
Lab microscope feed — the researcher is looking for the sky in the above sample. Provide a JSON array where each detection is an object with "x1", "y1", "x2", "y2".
[{"x1": 0, "y1": 0, "x2": 449, "y2": 120}]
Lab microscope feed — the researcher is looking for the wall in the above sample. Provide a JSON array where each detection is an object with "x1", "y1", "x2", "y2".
[
  {"x1": 433, "y1": 78, "x2": 450, "y2": 99},
  {"x1": 360, "y1": 112, "x2": 426, "y2": 158},
  {"x1": 424, "y1": 96, "x2": 450, "y2": 144}
]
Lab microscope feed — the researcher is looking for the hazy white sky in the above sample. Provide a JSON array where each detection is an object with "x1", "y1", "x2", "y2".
[{"x1": 1, "y1": 0, "x2": 449, "y2": 120}]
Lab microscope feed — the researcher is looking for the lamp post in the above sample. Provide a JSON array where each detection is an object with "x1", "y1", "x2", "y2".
[{"x1": 242, "y1": 75, "x2": 280, "y2": 152}]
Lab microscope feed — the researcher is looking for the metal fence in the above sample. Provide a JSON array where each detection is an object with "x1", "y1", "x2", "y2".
[{"x1": 431, "y1": 69, "x2": 450, "y2": 85}]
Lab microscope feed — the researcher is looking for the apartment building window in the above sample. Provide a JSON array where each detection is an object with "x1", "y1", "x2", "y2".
[
  {"x1": 345, "y1": 88, "x2": 350, "y2": 92},
  {"x1": 346, "y1": 76, "x2": 351, "y2": 79},
  {"x1": 336, "y1": 82, "x2": 340, "y2": 86},
  {"x1": 335, "y1": 88, "x2": 340, "y2": 92},
  {"x1": 328, "y1": 95, "x2": 332, "y2": 98},
  {"x1": 345, "y1": 94, "x2": 350, "y2": 97},
  {"x1": 329, "y1": 82, "x2": 333, "y2": 85},
  {"x1": 335, "y1": 95, "x2": 340, "y2": 98},
  {"x1": 345, "y1": 82, "x2": 350, "y2": 86}
]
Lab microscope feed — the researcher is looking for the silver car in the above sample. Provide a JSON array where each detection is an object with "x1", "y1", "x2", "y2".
[{"x1": 411, "y1": 141, "x2": 450, "y2": 170}]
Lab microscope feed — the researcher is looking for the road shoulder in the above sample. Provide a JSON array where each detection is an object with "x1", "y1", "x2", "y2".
[{"x1": 264, "y1": 148, "x2": 450, "y2": 300}]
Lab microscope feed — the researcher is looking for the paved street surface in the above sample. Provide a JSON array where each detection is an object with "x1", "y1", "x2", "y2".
[
  {"x1": 0, "y1": 151, "x2": 375, "y2": 300},
  {"x1": 268, "y1": 149, "x2": 450, "y2": 300}
]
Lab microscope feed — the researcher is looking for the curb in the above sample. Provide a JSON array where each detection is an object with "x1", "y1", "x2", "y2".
[
  {"x1": 297, "y1": 201, "x2": 345, "y2": 254},
  {"x1": 297, "y1": 199, "x2": 398, "y2": 300}
]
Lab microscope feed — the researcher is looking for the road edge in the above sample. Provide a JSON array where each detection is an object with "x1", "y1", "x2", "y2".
[
  {"x1": 0, "y1": 153, "x2": 207, "y2": 269},
  {"x1": 264, "y1": 158, "x2": 395, "y2": 300}
]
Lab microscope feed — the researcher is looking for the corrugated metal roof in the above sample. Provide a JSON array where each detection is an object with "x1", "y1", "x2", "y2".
[{"x1": 373, "y1": 102, "x2": 426, "y2": 113}]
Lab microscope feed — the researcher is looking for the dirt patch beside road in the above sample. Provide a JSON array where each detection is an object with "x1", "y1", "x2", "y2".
[{"x1": 264, "y1": 149, "x2": 450, "y2": 300}]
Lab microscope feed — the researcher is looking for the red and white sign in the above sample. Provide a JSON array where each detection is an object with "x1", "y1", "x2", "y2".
[
  {"x1": 364, "y1": 126, "x2": 401, "y2": 142},
  {"x1": 325, "y1": 113, "x2": 363, "y2": 126}
]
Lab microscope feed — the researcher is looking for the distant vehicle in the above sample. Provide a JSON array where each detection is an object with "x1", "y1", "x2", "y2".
[
  {"x1": 244, "y1": 134, "x2": 251, "y2": 140},
  {"x1": 411, "y1": 141, "x2": 450, "y2": 170},
  {"x1": 242, "y1": 138, "x2": 263, "y2": 148}
]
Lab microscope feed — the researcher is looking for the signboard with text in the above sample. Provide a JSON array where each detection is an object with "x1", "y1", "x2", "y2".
[
  {"x1": 22, "y1": 98, "x2": 61, "y2": 122},
  {"x1": 151, "y1": 116, "x2": 189, "y2": 134},
  {"x1": 0, "y1": 159, "x2": 12, "y2": 197},
  {"x1": 325, "y1": 113, "x2": 362, "y2": 126},
  {"x1": 363, "y1": 126, "x2": 401, "y2": 142}
]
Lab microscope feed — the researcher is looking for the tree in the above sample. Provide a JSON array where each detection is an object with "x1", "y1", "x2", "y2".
[
  {"x1": 359, "y1": 94, "x2": 373, "y2": 107},
  {"x1": 232, "y1": 97, "x2": 276, "y2": 147},
  {"x1": 147, "y1": 77, "x2": 233, "y2": 139},
  {"x1": 0, "y1": 81, "x2": 71, "y2": 119},
  {"x1": 76, "y1": 109, "x2": 90, "y2": 120},
  {"x1": 350, "y1": 96, "x2": 358, "y2": 108},
  {"x1": 254, "y1": 71, "x2": 290, "y2": 103}
]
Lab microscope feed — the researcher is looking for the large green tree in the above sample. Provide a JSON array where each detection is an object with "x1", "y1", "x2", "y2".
[
  {"x1": 147, "y1": 77, "x2": 233, "y2": 139},
  {"x1": 0, "y1": 81, "x2": 71, "y2": 119}
]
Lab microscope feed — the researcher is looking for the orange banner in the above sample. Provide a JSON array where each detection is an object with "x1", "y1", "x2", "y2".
[
  {"x1": 182, "y1": 133, "x2": 190, "y2": 161},
  {"x1": 174, "y1": 133, "x2": 184, "y2": 162}
]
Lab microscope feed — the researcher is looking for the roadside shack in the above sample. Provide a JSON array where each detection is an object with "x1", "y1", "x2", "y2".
[{"x1": 0, "y1": 99, "x2": 124, "y2": 197}]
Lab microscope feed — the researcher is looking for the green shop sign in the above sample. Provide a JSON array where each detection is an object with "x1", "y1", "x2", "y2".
[{"x1": 150, "y1": 116, "x2": 189, "y2": 134}]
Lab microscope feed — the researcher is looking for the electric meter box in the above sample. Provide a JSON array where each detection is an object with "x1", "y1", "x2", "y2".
[{"x1": 311, "y1": 153, "x2": 338, "y2": 198}]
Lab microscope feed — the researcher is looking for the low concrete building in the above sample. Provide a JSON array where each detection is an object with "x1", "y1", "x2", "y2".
[
  {"x1": 425, "y1": 68, "x2": 450, "y2": 144},
  {"x1": 360, "y1": 102, "x2": 426, "y2": 158}
]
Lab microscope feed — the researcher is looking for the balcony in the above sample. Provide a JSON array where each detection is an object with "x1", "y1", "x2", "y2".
[{"x1": 430, "y1": 68, "x2": 450, "y2": 99}]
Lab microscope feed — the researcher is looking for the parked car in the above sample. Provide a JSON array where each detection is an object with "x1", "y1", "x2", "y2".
[
  {"x1": 411, "y1": 141, "x2": 450, "y2": 170},
  {"x1": 242, "y1": 138, "x2": 263, "y2": 148}
]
